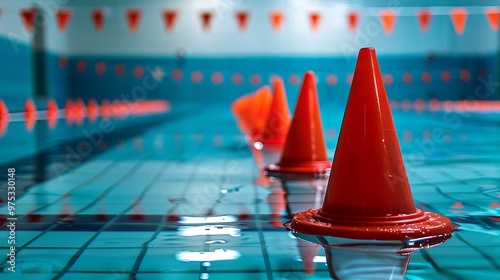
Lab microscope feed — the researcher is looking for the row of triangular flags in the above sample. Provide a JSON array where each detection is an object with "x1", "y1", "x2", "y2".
[{"x1": 12, "y1": 7, "x2": 500, "y2": 34}]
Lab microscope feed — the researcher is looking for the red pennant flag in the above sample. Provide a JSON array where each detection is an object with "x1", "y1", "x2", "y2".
[
  {"x1": 163, "y1": 10, "x2": 178, "y2": 31},
  {"x1": 485, "y1": 8, "x2": 500, "y2": 31},
  {"x1": 347, "y1": 11, "x2": 360, "y2": 33},
  {"x1": 235, "y1": 11, "x2": 249, "y2": 32},
  {"x1": 309, "y1": 12, "x2": 321, "y2": 32},
  {"x1": 91, "y1": 8, "x2": 105, "y2": 32},
  {"x1": 270, "y1": 11, "x2": 284, "y2": 32},
  {"x1": 56, "y1": 9, "x2": 72, "y2": 32},
  {"x1": 126, "y1": 9, "x2": 142, "y2": 33},
  {"x1": 379, "y1": 10, "x2": 397, "y2": 35},
  {"x1": 417, "y1": 9, "x2": 432, "y2": 32},
  {"x1": 451, "y1": 8, "x2": 467, "y2": 35},
  {"x1": 200, "y1": 12, "x2": 213, "y2": 30},
  {"x1": 20, "y1": 8, "x2": 36, "y2": 32}
]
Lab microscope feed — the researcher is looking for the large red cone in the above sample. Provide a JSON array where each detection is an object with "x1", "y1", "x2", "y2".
[
  {"x1": 257, "y1": 77, "x2": 290, "y2": 147},
  {"x1": 265, "y1": 71, "x2": 330, "y2": 177},
  {"x1": 288, "y1": 48, "x2": 455, "y2": 240}
]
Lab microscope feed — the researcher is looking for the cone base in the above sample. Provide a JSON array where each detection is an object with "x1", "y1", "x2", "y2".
[
  {"x1": 264, "y1": 161, "x2": 331, "y2": 178},
  {"x1": 288, "y1": 208, "x2": 455, "y2": 241}
]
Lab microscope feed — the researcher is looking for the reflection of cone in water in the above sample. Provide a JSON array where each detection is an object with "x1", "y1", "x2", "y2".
[
  {"x1": 324, "y1": 244, "x2": 411, "y2": 280},
  {"x1": 297, "y1": 238, "x2": 320, "y2": 275},
  {"x1": 265, "y1": 71, "x2": 331, "y2": 177},
  {"x1": 250, "y1": 146, "x2": 269, "y2": 187},
  {"x1": 289, "y1": 48, "x2": 455, "y2": 240},
  {"x1": 257, "y1": 76, "x2": 290, "y2": 147},
  {"x1": 59, "y1": 194, "x2": 74, "y2": 221},
  {"x1": 266, "y1": 183, "x2": 287, "y2": 219},
  {"x1": 131, "y1": 198, "x2": 145, "y2": 221}
]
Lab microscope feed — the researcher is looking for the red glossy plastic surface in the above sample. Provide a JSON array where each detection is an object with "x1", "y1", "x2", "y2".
[
  {"x1": 258, "y1": 77, "x2": 291, "y2": 146},
  {"x1": 265, "y1": 71, "x2": 331, "y2": 176},
  {"x1": 289, "y1": 48, "x2": 455, "y2": 240}
]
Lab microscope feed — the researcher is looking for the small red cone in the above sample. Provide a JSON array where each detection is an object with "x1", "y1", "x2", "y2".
[
  {"x1": 46, "y1": 99, "x2": 58, "y2": 129},
  {"x1": 25, "y1": 98, "x2": 37, "y2": 131},
  {"x1": 257, "y1": 77, "x2": 291, "y2": 147},
  {"x1": 231, "y1": 93, "x2": 254, "y2": 133},
  {"x1": 91, "y1": 8, "x2": 105, "y2": 32},
  {"x1": 265, "y1": 71, "x2": 331, "y2": 177},
  {"x1": 288, "y1": 48, "x2": 455, "y2": 240},
  {"x1": 247, "y1": 86, "x2": 273, "y2": 138}
]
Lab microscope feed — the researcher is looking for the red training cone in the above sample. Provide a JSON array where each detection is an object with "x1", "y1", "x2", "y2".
[
  {"x1": 288, "y1": 48, "x2": 455, "y2": 240},
  {"x1": 257, "y1": 76, "x2": 291, "y2": 147},
  {"x1": 265, "y1": 71, "x2": 330, "y2": 177}
]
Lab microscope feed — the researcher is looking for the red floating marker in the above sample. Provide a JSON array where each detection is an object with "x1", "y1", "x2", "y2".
[
  {"x1": 114, "y1": 63, "x2": 125, "y2": 76},
  {"x1": 417, "y1": 10, "x2": 432, "y2": 32},
  {"x1": 270, "y1": 11, "x2": 284, "y2": 32},
  {"x1": 96, "y1": 204, "x2": 107, "y2": 221},
  {"x1": 459, "y1": 69, "x2": 470, "y2": 82},
  {"x1": 211, "y1": 72, "x2": 223, "y2": 85},
  {"x1": 0, "y1": 99, "x2": 8, "y2": 137},
  {"x1": 485, "y1": 8, "x2": 500, "y2": 31},
  {"x1": 200, "y1": 11, "x2": 213, "y2": 31},
  {"x1": 383, "y1": 73, "x2": 393, "y2": 85},
  {"x1": 163, "y1": 10, "x2": 178, "y2": 32},
  {"x1": 452, "y1": 201, "x2": 464, "y2": 209},
  {"x1": 46, "y1": 99, "x2": 58, "y2": 129},
  {"x1": 347, "y1": 11, "x2": 360, "y2": 33},
  {"x1": 235, "y1": 11, "x2": 249, "y2": 32},
  {"x1": 326, "y1": 74, "x2": 337, "y2": 86},
  {"x1": 288, "y1": 48, "x2": 455, "y2": 240},
  {"x1": 74, "y1": 99, "x2": 85, "y2": 125},
  {"x1": 257, "y1": 77, "x2": 291, "y2": 147},
  {"x1": 309, "y1": 12, "x2": 321, "y2": 32},
  {"x1": 91, "y1": 8, "x2": 105, "y2": 32},
  {"x1": 24, "y1": 99, "x2": 37, "y2": 131},
  {"x1": 58, "y1": 57, "x2": 68, "y2": 69},
  {"x1": 87, "y1": 99, "x2": 99, "y2": 123},
  {"x1": 422, "y1": 71, "x2": 432, "y2": 84},
  {"x1": 191, "y1": 71, "x2": 203, "y2": 83},
  {"x1": 55, "y1": 9, "x2": 72, "y2": 33},
  {"x1": 100, "y1": 99, "x2": 111, "y2": 120},
  {"x1": 380, "y1": 10, "x2": 397, "y2": 35},
  {"x1": 250, "y1": 74, "x2": 262, "y2": 86},
  {"x1": 95, "y1": 62, "x2": 106, "y2": 75},
  {"x1": 451, "y1": 8, "x2": 468, "y2": 35},
  {"x1": 172, "y1": 69, "x2": 183, "y2": 81},
  {"x1": 133, "y1": 66, "x2": 144, "y2": 78},
  {"x1": 20, "y1": 8, "x2": 36, "y2": 32},
  {"x1": 265, "y1": 71, "x2": 331, "y2": 176},
  {"x1": 231, "y1": 73, "x2": 243, "y2": 85},
  {"x1": 126, "y1": 9, "x2": 142, "y2": 33},
  {"x1": 288, "y1": 74, "x2": 300, "y2": 86},
  {"x1": 402, "y1": 72, "x2": 413, "y2": 84},
  {"x1": 441, "y1": 70, "x2": 451, "y2": 83},
  {"x1": 77, "y1": 61, "x2": 87, "y2": 72},
  {"x1": 27, "y1": 211, "x2": 42, "y2": 223}
]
